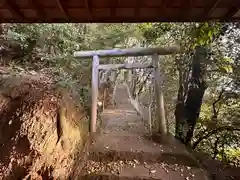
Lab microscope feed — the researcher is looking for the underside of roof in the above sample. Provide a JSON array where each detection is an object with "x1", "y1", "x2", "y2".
[{"x1": 0, "y1": 0, "x2": 240, "y2": 23}]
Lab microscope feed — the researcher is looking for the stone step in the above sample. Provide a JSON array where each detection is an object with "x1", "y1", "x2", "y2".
[
  {"x1": 89, "y1": 131, "x2": 199, "y2": 167},
  {"x1": 89, "y1": 150, "x2": 198, "y2": 167},
  {"x1": 80, "y1": 161, "x2": 208, "y2": 180}
]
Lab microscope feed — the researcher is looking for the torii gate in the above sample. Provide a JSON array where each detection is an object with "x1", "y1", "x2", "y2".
[{"x1": 74, "y1": 46, "x2": 180, "y2": 135}]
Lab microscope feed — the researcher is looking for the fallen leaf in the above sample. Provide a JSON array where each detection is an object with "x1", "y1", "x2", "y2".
[
  {"x1": 133, "y1": 159, "x2": 139, "y2": 164},
  {"x1": 150, "y1": 169, "x2": 156, "y2": 174}
]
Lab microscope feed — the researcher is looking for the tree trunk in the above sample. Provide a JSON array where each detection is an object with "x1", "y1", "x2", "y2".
[
  {"x1": 175, "y1": 46, "x2": 208, "y2": 145},
  {"x1": 131, "y1": 69, "x2": 137, "y2": 99}
]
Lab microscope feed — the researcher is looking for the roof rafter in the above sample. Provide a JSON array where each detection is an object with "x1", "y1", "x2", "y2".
[
  {"x1": 159, "y1": 0, "x2": 166, "y2": 19},
  {"x1": 55, "y1": 0, "x2": 69, "y2": 20},
  {"x1": 0, "y1": 0, "x2": 24, "y2": 19},
  {"x1": 181, "y1": 0, "x2": 191, "y2": 19},
  {"x1": 85, "y1": 0, "x2": 92, "y2": 21},
  {"x1": 0, "y1": 0, "x2": 239, "y2": 22},
  {"x1": 206, "y1": 0, "x2": 221, "y2": 17},
  {"x1": 110, "y1": 0, "x2": 117, "y2": 18},
  {"x1": 30, "y1": 0, "x2": 45, "y2": 18},
  {"x1": 224, "y1": 7, "x2": 239, "y2": 19},
  {"x1": 134, "y1": 0, "x2": 141, "y2": 17}
]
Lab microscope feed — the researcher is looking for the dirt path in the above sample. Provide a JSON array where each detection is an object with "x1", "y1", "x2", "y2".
[{"x1": 80, "y1": 84, "x2": 208, "y2": 180}]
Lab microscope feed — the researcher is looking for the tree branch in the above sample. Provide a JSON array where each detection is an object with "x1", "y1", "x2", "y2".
[
  {"x1": 212, "y1": 88, "x2": 224, "y2": 119},
  {"x1": 192, "y1": 126, "x2": 240, "y2": 149},
  {"x1": 213, "y1": 135, "x2": 220, "y2": 159},
  {"x1": 137, "y1": 71, "x2": 151, "y2": 96}
]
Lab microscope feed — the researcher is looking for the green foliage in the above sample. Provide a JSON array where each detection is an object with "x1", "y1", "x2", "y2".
[
  {"x1": 89, "y1": 23, "x2": 138, "y2": 49},
  {"x1": 192, "y1": 22, "x2": 221, "y2": 47},
  {"x1": 224, "y1": 148, "x2": 240, "y2": 166},
  {"x1": 217, "y1": 57, "x2": 233, "y2": 73},
  {"x1": 8, "y1": 24, "x2": 85, "y2": 58},
  {"x1": 137, "y1": 23, "x2": 172, "y2": 43}
]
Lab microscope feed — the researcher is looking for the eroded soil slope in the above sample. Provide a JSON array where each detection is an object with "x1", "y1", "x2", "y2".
[{"x1": 0, "y1": 71, "x2": 90, "y2": 180}]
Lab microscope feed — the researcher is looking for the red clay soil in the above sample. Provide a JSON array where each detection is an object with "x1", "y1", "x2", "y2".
[
  {"x1": 0, "y1": 71, "x2": 91, "y2": 180},
  {"x1": 80, "y1": 85, "x2": 209, "y2": 180}
]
